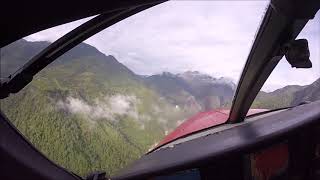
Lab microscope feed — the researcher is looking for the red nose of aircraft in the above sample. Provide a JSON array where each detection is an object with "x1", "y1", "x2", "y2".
[{"x1": 156, "y1": 109, "x2": 267, "y2": 148}]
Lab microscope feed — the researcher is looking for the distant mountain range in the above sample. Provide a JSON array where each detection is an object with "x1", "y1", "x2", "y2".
[
  {"x1": 252, "y1": 79, "x2": 320, "y2": 109},
  {"x1": 0, "y1": 39, "x2": 319, "y2": 176},
  {"x1": 143, "y1": 71, "x2": 236, "y2": 112},
  {"x1": 144, "y1": 71, "x2": 320, "y2": 111}
]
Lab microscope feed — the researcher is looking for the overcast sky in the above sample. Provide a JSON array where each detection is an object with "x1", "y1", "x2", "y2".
[{"x1": 25, "y1": 1, "x2": 320, "y2": 92}]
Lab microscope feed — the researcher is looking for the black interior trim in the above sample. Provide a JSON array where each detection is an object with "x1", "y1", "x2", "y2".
[
  {"x1": 0, "y1": 0, "x2": 166, "y2": 47},
  {"x1": 114, "y1": 100, "x2": 320, "y2": 180}
]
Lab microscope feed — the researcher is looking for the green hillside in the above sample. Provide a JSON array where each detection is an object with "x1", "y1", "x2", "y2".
[
  {"x1": 252, "y1": 79, "x2": 320, "y2": 109},
  {"x1": 0, "y1": 40, "x2": 185, "y2": 176},
  {"x1": 251, "y1": 85, "x2": 305, "y2": 109}
]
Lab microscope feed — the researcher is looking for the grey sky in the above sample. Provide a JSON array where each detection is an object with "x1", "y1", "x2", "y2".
[{"x1": 25, "y1": 1, "x2": 320, "y2": 92}]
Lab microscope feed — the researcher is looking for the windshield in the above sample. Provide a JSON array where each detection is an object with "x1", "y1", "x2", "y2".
[
  {"x1": 251, "y1": 11, "x2": 320, "y2": 110},
  {"x1": 0, "y1": 1, "x2": 268, "y2": 177}
]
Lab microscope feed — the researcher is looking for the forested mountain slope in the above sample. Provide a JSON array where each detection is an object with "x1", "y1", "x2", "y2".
[
  {"x1": 252, "y1": 78, "x2": 320, "y2": 109},
  {"x1": 291, "y1": 78, "x2": 320, "y2": 105},
  {"x1": 0, "y1": 40, "x2": 187, "y2": 176}
]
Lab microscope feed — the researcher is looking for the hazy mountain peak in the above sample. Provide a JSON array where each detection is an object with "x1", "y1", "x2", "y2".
[
  {"x1": 177, "y1": 71, "x2": 236, "y2": 90},
  {"x1": 161, "y1": 71, "x2": 176, "y2": 77},
  {"x1": 178, "y1": 71, "x2": 214, "y2": 80},
  {"x1": 214, "y1": 77, "x2": 237, "y2": 90}
]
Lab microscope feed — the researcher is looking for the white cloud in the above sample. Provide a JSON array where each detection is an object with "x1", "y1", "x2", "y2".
[
  {"x1": 24, "y1": 1, "x2": 319, "y2": 91},
  {"x1": 58, "y1": 97, "x2": 92, "y2": 114},
  {"x1": 57, "y1": 95, "x2": 140, "y2": 121}
]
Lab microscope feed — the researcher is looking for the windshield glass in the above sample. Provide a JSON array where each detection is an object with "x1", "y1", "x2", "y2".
[
  {"x1": 0, "y1": 1, "x2": 268, "y2": 177},
  {"x1": 251, "y1": 11, "x2": 320, "y2": 110}
]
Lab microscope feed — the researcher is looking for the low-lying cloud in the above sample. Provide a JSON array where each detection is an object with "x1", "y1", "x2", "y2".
[
  {"x1": 56, "y1": 93, "x2": 188, "y2": 132},
  {"x1": 57, "y1": 94, "x2": 140, "y2": 121}
]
